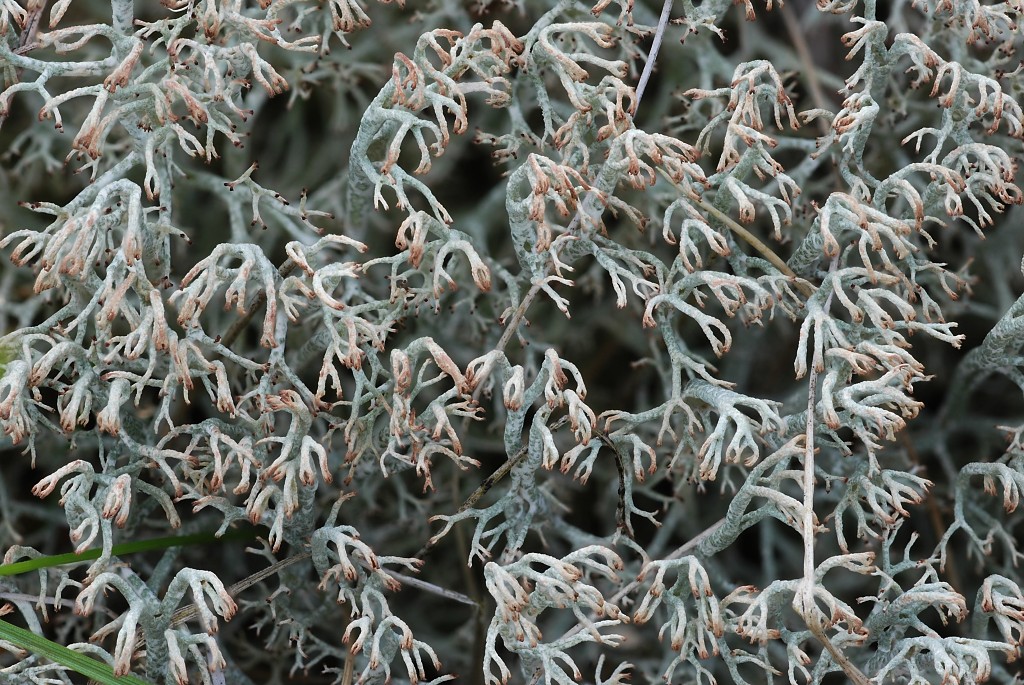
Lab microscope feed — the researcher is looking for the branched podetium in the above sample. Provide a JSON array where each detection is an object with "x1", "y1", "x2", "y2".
[{"x1": 1, "y1": 0, "x2": 1024, "y2": 683}]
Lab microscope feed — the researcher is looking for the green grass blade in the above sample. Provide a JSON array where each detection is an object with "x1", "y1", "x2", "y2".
[
  {"x1": 0, "y1": 618, "x2": 152, "y2": 684},
  {"x1": 0, "y1": 528, "x2": 256, "y2": 577},
  {"x1": 0, "y1": 528, "x2": 261, "y2": 682}
]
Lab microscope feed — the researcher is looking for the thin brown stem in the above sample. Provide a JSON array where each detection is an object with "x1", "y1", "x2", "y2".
[
  {"x1": 493, "y1": 286, "x2": 540, "y2": 353},
  {"x1": 341, "y1": 631, "x2": 356, "y2": 685},
  {"x1": 657, "y1": 166, "x2": 814, "y2": 296},
  {"x1": 415, "y1": 445, "x2": 529, "y2": 560},
  {"x1": 779, "y1": 6, "x2": 832, "y2": 137},
  {"x1": 169, "y1": 551, "x2": 311, "y2": 627},
  {"x1": 779, "y1": 5, "x2": 846, "y2": 192}
]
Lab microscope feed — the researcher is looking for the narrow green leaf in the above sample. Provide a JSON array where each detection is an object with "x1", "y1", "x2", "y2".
[
  {"x1": 0, "y1": 528, "x2": 260, "y2": 681},
  {"x1": 0, "y1": 528, "x2": 256, "y2": 577},
  {"x1": 0, "y1": 618, "x2": 152, "y2": 684}
]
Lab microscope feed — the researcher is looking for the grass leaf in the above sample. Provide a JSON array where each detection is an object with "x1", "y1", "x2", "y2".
[
  {"x1": 0, "y1": 528, "x2": 256, "y2": 577},
  {"x1": 0, "y1": 618, "x2": 152, "y2": 684}
]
